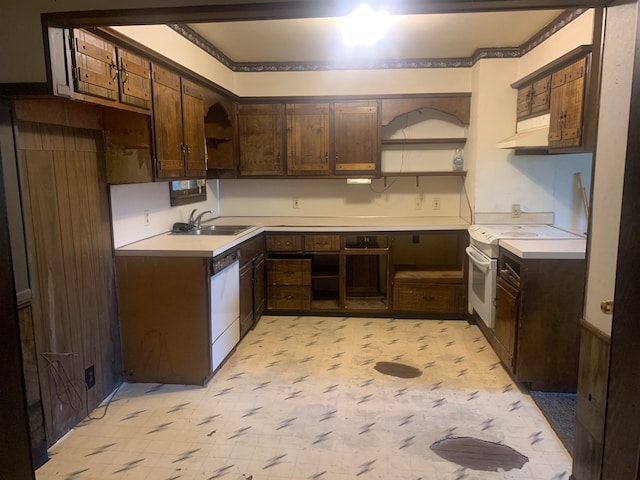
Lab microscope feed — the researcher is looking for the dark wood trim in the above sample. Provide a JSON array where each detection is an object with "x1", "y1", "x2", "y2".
[
  {"x1": 0, "y1": 100, "x2": 35, "y2": 479},
  {"x1": 41, "y1": 1, "x2": 609, "y2": 29},
  {"x1": 601, "y1": 3, "x2": 640, "y2": 478},
  {"x1": 0, "y1": 83, "x2": 51, "y2": 97},
  {"x1": 580, "y1": 317, "x2": 611, "y2": 345}
]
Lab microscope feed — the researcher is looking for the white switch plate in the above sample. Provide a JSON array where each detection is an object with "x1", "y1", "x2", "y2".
[
  {"x1": 293, "y1": 198, "x2": 300, "y2": 209},
  {"x1": 432, "y1": 197, "x2": 441, "y2": 210},
  {"x1": 143, "y1": 209, "x2": 150, "y2": 226},
  {"x1": 414, "y1": 196, "x2": 422, "y2": 210}
]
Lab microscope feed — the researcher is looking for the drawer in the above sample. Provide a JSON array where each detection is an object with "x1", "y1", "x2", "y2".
[
  {"x1": 393, "y1": 283, "x2": 465, "y2": 313},
  {"x1": 305, "y1": 235, "x2": 340, "y2": 251},
  {"x1": 267, "y1": 258, "x2": 311, "y2": 285},
  {"x1": 267, "y1": 286, "x2": 311, "y2": 310},
  {"x1": 266, "y1": 235, "x2": 303, "y2": 252}
]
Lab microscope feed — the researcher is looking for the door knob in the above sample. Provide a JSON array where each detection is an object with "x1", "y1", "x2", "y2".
[{"x1": 600, "y1": 300, "x2": 614, "y2": 315}]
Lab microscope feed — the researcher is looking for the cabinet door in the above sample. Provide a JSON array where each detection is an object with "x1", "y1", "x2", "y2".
[
  {"x1": 182, "y1": 79, "x2": 207, "y2": 178},
  {"x1": 239, "y1": 261, "x2": 254, "y2": 338},
  {"x1": 549, "y1": 57, "x2": 587, "y2": 149},
  {"x1": 516, "y1": 85, "x2": 532, "y2": 119},
  {"x1": 286, "y1": 103, "x2": 330, "y2": 175},
  {"x1": 530, "y1": 75, "x2": 551, "y2": 114},
  {"x1": 334, "y1": 101, "x2": 379, "y2": 175},
  {"x1": 237, "y1": 103, "x2": 285, "y2": 176},
  {"x1": 118, "y1": 47, "x2": 151, "y2": 111},
  {"x1": 152, "y1": 64, "x2": 184, "y2": 179},
  {"x1": 71, "y1": 29, "x2": 118, "y2": 101},
  {"x1": 253, "y1": 253, "x2": 266, "y2": 320},
  {"x1": 494, "y1": 279, "x2": 519, "y2": 371}
]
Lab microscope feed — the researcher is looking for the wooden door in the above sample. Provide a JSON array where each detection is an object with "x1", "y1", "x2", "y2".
[
  {"x1": 71, "y1": 29, "x2": 118, "y2": 102},
  {"x1": 152, "y1": 64, "x2": 184, "y2": 179},
  {"x1": 494, "y1": 279, "x2": 518, "y2": 371},
  {"x1": 181, "y1": 78, "x2": 206, "y2": 178},
  {"x1": 286, "y1": 103, "x2": 330, "y2": 175},
  {"x1": 334, "y1": 101, "x2": 379, "y2": 175},
  {"x1": 117, "y1": 47, "x2": 151, "y2": 111},
  {"x1": 237, "y1": 103, "x2": 284, "y2": 176}
]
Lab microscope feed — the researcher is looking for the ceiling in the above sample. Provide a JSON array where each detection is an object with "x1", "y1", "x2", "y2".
[{"x1": 183, "y1": 8, "x2": 568, "y2": 68}]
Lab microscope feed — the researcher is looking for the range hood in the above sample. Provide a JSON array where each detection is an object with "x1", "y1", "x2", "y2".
[{"x1": 496, "y1": 113, "x2": 550, "y2": 150}]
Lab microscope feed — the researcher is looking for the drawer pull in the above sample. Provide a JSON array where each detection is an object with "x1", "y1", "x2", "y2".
[
  {"x1": 285, "y1": 295, "x2": 293, "y2": 300},
  {"x1": 423, "y1": 296, "x2": 436, "y2": 302},
  {"x1": 283, "y1": 271, "x2": 295, "y2": 276}
]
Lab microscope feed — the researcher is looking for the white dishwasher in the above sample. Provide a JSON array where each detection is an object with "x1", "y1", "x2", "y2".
[{"x1": 210, "y1": 251, "x2": 240, "y2": 372}]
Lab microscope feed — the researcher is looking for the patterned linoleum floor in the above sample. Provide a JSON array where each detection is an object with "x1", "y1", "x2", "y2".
[{"x1": 36, "y1": 316, "x2": 572, "y2": 480}]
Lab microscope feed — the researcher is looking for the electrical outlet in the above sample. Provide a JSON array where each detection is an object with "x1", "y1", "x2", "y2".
[
  {"x1": 511, "y1": 204, "x2": 521, "y2": 218},
  {"x1": 85, "y1": 365, "x2": 95, "y2": 390},
  {"x1": 414, "y1": 196, "x2": 422, "y2": 210},
  {"x1": 292, "y1": 198, "x2": 300, "y2": 209},
  {"x1": 144, "y1": 209, "x2": 150, "y2": 226},
  {"x1": 432, "y1": 197, "x2": 441, "y2": 210}
]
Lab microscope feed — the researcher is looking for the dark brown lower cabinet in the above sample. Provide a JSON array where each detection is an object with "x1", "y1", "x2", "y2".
[
  {"x1": 493, "y1": 277, "x2": 519, "y2": 371},
  {"x1": 238, "y1": 235, "x2": 266, "y2": 337},
  {"x1": 265, "y1": 231, "x2": 468, "y2": 317},
  {"x1": 493, "y1": 248, "x2": 586, "y2": 392}
]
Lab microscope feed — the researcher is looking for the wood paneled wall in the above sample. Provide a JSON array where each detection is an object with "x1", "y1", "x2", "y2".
[
  {"x1": 16, "y1": 100, "x2": 121, "y2": 444},
  {"x1": 571, "y1": 320, "x2": 610, "y2": 480}
]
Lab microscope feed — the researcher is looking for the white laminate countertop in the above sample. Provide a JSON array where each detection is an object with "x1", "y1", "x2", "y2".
[
  {"x1": 499, "y1": 238, "x2": 587, "y2": 260},
  {"x1": 115, "y1": 216, "x2": 470, "y2": 257}
]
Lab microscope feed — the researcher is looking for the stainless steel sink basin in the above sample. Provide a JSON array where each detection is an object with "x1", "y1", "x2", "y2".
[{"x1": 173, "y1": 225, "x2": 254, "y2": 236}]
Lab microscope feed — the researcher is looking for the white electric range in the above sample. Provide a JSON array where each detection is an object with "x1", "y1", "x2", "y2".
[{"x1": 466, "y1": 224, "x2": 583, "y2": 328}]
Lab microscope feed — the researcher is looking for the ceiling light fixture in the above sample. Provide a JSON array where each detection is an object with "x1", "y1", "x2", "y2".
[{"x1": 337, "y1": 4, "x2": 402, "y2": 48}]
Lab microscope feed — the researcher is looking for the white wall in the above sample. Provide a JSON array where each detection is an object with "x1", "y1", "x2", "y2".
[
  {"x1": 219, "y1": 177, "x2": 463, "y2": 218},
  {"x1": 110, "y1": 180, "x2": 219, "y2": 248},
  {"x1": 468, "y1": 11, "x2": 594, "y2": 232}
]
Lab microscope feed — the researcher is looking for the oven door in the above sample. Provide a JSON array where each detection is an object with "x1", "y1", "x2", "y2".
[{"x1": 466, "y1": 244, "x2": 497, "y2": 328}]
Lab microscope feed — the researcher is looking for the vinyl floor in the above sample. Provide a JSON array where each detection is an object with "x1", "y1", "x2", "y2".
[{"x1": 35, "y1": 315, "x2": 572, "y2": 480}]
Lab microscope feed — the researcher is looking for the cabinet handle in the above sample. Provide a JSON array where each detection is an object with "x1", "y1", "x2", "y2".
[
  {"x1": 285, "y1": 295, "x2": 293, "y2": 300},
  {"x1": 325, "y1": 152, "x2": 328, "y2": 163},
  {"x1": 283, "y1": 271, "x2": 294, "y2": 276},
  {"x1": 422, "y1": 296, "x2": 436, "y2": 302},
  {"x1": 110, "y1": 61, "x2": 119, "y2": 81}
]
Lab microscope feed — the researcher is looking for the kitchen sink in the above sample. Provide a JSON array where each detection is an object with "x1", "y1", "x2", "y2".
[{"x1": 173, "y1": 225, "x2": 254, "y2": 236}]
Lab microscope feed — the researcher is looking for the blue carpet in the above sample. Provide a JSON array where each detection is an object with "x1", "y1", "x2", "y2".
[{"x1": 530, "y1": 391, "x2": 576, "y2": 456}]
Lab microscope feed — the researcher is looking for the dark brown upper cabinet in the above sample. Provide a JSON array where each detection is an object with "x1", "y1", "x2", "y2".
[
  {"x1": 333, "y1": 101, "x2": 379, "y2": 176},
  {"x1": 516, "y1": 75, "x2": 551, "y2": 120},
  {"x1": 286, "y1": 103, "x2": 330, "y2": 175},
  {"x1": 236, "y1": 103, "x2": 285, "y2": 177},
  {"x1": 548, "y1": 56, "x2": 588, "y2": 149},
  {"x1": 152, "y1": 64, "x2": 206, "y2": 180},
  {"x1": 69, "y1": 29, "x2": 151, "y2": 113}
]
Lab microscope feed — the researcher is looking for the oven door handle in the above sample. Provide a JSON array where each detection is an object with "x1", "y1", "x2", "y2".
[{"x1": 466, "y1": 246, "x2": 492, "y2": 272}]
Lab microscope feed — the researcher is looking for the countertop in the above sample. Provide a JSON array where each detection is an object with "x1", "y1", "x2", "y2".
[
  {"x1": 115, "y1": 216, "x2": 470, "y2": 257},
  {"x1": 499, "y1": 238, "x2": 587, "y2": 260}
]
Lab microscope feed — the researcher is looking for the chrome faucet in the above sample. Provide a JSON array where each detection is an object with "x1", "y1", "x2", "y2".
[{"x1": 188, "y1": 209, "x2": 212, "y2": 229}]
